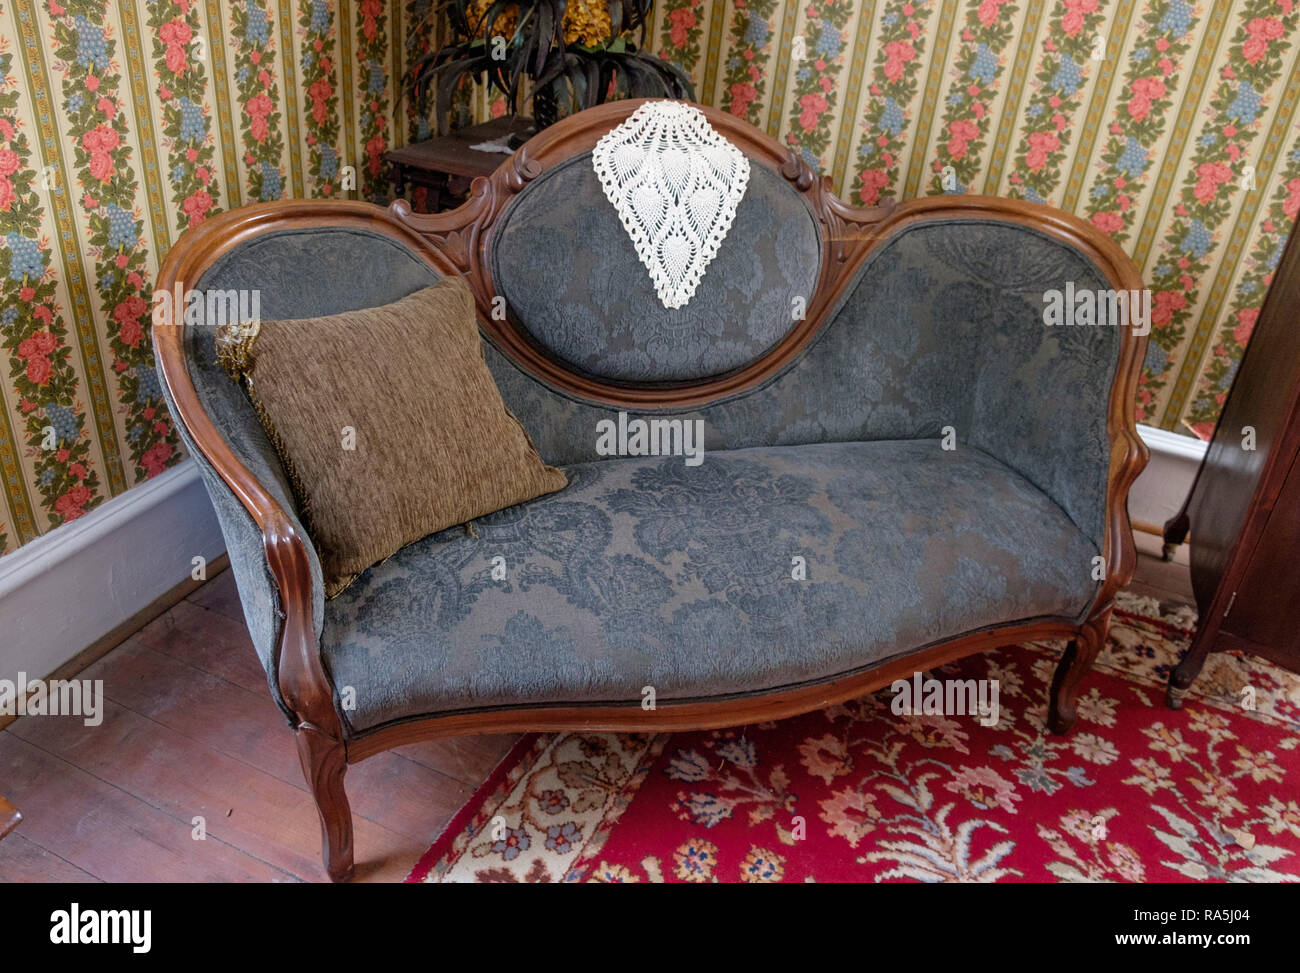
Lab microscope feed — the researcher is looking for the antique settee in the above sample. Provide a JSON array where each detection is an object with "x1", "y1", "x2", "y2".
[{"x1": 154, "y1": 101, "x2": 1148, "y2": 881}]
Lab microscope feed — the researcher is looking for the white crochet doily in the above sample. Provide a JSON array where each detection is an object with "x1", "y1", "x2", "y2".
[{"x1": 592, "y1": 101, "x2": 750, "y2": 309}]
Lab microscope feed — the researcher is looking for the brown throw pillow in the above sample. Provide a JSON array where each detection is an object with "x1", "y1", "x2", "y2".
[{"x1": 214, "y1": 277, "x2": 567, "y2": 597}]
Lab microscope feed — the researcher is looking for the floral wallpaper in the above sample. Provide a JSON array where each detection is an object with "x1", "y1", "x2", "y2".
[
  {"x1": 0, "y1": 0, "x2": 435, "y2": 556},
  {"x1": 646, "y1": 0, "x2": 1300, "y2": 440},
  {"x1": 1, "y1": 0, "x2": 1295, "y2": 559}
]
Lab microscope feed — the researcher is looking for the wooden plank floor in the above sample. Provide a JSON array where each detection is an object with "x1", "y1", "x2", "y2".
[{"x1": 0, "y1": 535, "x2": 1194, "y2": 882}]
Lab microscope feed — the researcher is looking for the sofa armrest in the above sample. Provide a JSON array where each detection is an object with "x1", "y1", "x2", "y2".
[
  {"x1": 817, "y1": 202, "x2": 1149, "y2": 612},
  {"x1": 151, "y1": 203, "x2": 449, "y2": 737},
  {"x1": 155, "y1": 316, "x2": 332, "y2": 733},
  {"x1": 920, "y1": 204, "x2": 1150, "y2": 608},
  {"x1": 177, "y1": 427, "x2": 323, "y2": 725}
]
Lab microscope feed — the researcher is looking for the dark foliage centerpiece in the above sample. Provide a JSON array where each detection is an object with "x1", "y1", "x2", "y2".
[{"x1": 407, "y1": 1, "x2": 694, "y2": 134}]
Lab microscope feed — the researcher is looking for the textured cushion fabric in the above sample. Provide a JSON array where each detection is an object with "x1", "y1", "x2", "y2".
[
  {"x1": 485, "y1": 219, "x2": 1119, "y2": 548},
  {"x1": 214, "y1": 278, "x2": 568, "y2": 598},
  {"x1": 321, "y1": 440, "x2": 1099, "y2": 735},
  {"x1": 490, "y1": 153, "x2": 821, "y2": 383},
  {"x1": 176, "y1": 218, "x2": 1119, "y2": 727}
]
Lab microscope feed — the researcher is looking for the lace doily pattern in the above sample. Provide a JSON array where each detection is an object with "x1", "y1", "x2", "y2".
[
  {"x1": 489, "y1": 160, "x2": 822, "y2": 383},
  {"x1": 592, "y1": 101, "x2": 751, "y2": 310}
]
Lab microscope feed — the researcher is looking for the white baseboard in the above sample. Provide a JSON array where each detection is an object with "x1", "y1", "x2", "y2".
[
  {"x1": 0, "y1": 459, "x2": 226, "y2": 687},
  {"x1": 1129, "y1": 424, "x2": 1207, "y2": 531}
]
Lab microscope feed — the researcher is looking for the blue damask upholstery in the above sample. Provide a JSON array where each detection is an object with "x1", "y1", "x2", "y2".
[
  {"x1": 163, "y1": 206, "x2": 1121, "y2": 737},
  {"x1": 321, "y1": 440, "x2": 1098, "y2": 734},
  {"x1": 490, "y1": 154, "x2": 822, "y2": 383},
  {"x1": 484, "y1": 219, "x2": 1118, "y2": 548}
]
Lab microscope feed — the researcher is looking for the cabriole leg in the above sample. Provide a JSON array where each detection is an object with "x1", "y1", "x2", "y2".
[
  {"x1": 295, "y1": 724, "x2": 355, "y2": 882},
  {"x1": 1048, "y1": 612, "x2": 1109, "y2": 734}
]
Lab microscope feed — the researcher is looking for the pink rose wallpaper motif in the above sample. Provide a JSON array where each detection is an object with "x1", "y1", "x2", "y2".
[
  {"x1": 720, "y1": 0, "x2": 781, "y2": 126},
  {"x1": 0, "y1": 0, "x2": 427, "y2": 554},
  {"x1": 1136, "y1": 0, "x2": 1297, "y2": 422},
  {"x1": 929, "y1": 0, "x2": 1018, "y2": 194},
  {"x1": 1, "y1": 0, "x2": 1298, "y2": 554},
  {"x1": 648, "y1": 0, "x2": 1300, "y2": 442},
  {"x1": 233, "y1": 0, "x2": 289, "y2": 209}
]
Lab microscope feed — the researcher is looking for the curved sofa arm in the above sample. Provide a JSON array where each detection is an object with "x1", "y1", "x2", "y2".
[
  {"x1": 865, "y1": 198, "x2": 1151, "y2": 613},
  {"x1": 152, "y1": 201, "x2": 441, "y2": 735},
  {"x1": 765, "y1": 197, "x2": 1149, "y2": 622},
  {"x1": 155, "y1": 319, "x2": 330, "y2": 730},
  {"x1": 156, "y1": 364, "x2": 322, "y2": 725}
]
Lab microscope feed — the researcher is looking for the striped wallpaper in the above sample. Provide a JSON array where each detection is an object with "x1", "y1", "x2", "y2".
[
  {"x1": 0, "y1": 0, "x2": 1295, "y2": 558},
  {"x1": 0, "y1": 0, "x2": 437, "y2": 555},
  {"x1": 640, "y1": 0, "x2": 1300, "y2": 444}
]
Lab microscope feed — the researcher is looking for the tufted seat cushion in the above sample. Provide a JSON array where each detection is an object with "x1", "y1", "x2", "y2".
[{"x1": 321, "y1": 440, "x2": 1099, "y2": 734}]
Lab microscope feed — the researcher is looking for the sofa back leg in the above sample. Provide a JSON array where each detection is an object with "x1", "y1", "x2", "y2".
[
  {"x1": 295, "y1": 724, "x2": 355, "y2": 882},
  {"x1": 1047, "y1": 610, "x2": 1110, "y2": 734}
]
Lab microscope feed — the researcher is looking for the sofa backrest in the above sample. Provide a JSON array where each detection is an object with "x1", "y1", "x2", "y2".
[
  {"x1": 487, "y1": 215, "x2": 1125, "y2": 547},
  {"x1": 489, "y1": 153, "x2": 822, "y2": 384}
]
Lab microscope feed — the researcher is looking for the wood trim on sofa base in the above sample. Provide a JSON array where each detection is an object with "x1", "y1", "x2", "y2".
[
  {"x1": 343, "y1": 612, "x2": 1107, "y2": 761},
  {"x1": 299, "y1": 608, "x2": 1113, "y2": 883}
]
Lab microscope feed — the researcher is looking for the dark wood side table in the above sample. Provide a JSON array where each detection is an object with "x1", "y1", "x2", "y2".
[
  {"x1": 0, "y1": 794, "x2": 20, "y2": 840},
  {"x1": 385, "y1": 116, "x2": 536, "y2": 213},
  {"x1": 1163, "y1": 222, "x2": 1300, "y2": 706}
]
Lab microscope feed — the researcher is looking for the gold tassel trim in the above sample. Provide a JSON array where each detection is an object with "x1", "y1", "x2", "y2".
[{"x1": 215, "y1": 319, "x2": 262, "y2": 381}]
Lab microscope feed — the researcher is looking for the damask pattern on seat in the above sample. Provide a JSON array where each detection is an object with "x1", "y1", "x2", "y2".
[{"x1": 321, "y1": 440, "x2": 1098, "y2": 734}]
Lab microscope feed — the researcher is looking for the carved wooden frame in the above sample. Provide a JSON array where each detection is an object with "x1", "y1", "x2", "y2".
[{"x1": 154, "y1": 99, "x2": 1149, "y2": 881}]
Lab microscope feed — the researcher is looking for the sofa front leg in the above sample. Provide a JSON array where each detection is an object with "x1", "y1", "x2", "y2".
[
  {"x1": 1047, "y1": 611, "x2": 1109, "y2": 734},
  {"x1": 295, "y1": 723, "x2": 355, "y2": 882}
]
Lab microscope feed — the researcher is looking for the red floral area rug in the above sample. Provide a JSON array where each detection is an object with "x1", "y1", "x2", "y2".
[{"x1": 405, "y1": 592, "x2": 1300, "y2": 883}]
